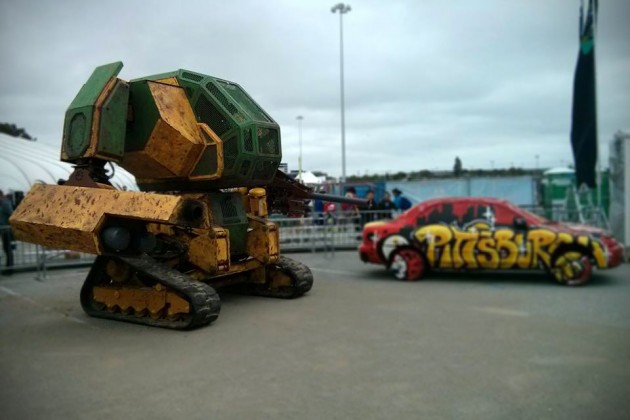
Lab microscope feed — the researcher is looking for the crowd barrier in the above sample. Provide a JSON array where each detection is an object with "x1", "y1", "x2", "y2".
[
  {"x1": 0, "y1": 205, "x2": 614, "y2": 277},
  {"x1": 0, "y1": 225, "x2": 94, "y2": 279}
]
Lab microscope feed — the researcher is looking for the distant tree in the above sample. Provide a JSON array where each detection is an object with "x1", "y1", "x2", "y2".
[
  {"x1": 0, "y1": 122, "x2": 35, "y2": 140},
  {"x1": 453, "y1": 157, "x2": 463, "y2": 177},
  {"x1": 613, "y1": 130, "x2": 630, "y2": 142},
  {"x1": 391, "y1": 171, "x2": 407, "y2": 180}
]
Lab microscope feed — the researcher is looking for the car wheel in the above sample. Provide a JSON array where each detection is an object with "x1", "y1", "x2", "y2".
[
  {"x1": 390, "y1": 249, "x2": 425, "y2": 281},
  {"x1": 551, "y1": 251, "x2": 593, "y2": 286}
]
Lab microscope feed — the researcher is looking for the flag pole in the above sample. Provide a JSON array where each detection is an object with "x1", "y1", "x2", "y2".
[
  {"x1": 593, "y1": 0, "x2": 602, "y2": 211},
  {"x1": 571, "y1": 0, "x2": 600, "y2": 213}
]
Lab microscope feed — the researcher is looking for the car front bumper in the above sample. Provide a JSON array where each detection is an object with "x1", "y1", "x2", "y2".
[{"x1": 359, "y1": 242, "x2": 383, "y2": 265}]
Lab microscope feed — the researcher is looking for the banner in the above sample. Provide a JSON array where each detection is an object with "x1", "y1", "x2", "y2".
[{"x1": 570, "y1": 0, "x2": 598, "y2": 188}]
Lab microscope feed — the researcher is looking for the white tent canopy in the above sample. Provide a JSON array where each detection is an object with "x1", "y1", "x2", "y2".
[
  {"x1": 298, "y1": 170, "x2": 324, "y2": 185},
  {"x1": 0, "y1": 133, "x2": 138, "y2": 192},
  {"x1": 543, "y1": 167, "x2": 575, "y2": 176}
]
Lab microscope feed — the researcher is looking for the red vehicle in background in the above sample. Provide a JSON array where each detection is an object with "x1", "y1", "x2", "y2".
[{"x1": 359, "y1": 197, "x2": 624, "y2": 286}]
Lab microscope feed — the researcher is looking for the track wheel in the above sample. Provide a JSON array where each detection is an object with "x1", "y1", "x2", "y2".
[
  {"x1": 390, "y1": 249, "x2": 425, "y2": 281},
  {"x1": 551, "y1": 251, "x2": 592, "y2": 286},
  {"x1": 222, "y1": 257, "x2": 313, "y2": 299},
  {"x1": 260, "y1": 256, "x2": 314, "y2": 298}
]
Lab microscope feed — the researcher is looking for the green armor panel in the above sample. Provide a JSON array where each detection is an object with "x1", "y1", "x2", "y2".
[
  {"x1": 124, "y1": 81, "x2": 160, "y2": 152},
  {"x1": 208, "y1": 192, "x2": 248, "y2": 257},
  {"x1": 135, "y1": 69, "x2": 282, "y2": 188},
  {"x1": 97, "y1": 80, "x2": 129, "y2": 158},
  {"x1": 62, "y1": 62, "x2": 124, "y2": 161}
]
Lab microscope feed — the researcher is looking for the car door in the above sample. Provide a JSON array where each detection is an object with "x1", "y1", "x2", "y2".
[
  {"x1": 491, "y1": 201, "x2": 531, "y2": 269},
  {"x1": 414, "y1": 199, "x2": 483, "y2": 270}
]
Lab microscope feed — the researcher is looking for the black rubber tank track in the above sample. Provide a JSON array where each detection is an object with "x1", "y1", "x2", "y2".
[
  {"x1": 224, "y1": 256, "x2": 313, "y2": 299},
  {"x1": 80, "y1": 255, "x2": 221, "y2": 330}
]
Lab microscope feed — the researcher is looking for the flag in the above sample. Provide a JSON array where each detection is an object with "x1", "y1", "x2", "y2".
[{"x1": 570, "y1": 0, "x2": 598, "y2": 188}]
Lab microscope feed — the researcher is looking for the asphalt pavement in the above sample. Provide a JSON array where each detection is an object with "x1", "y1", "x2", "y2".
[{"x1": 1, "y1": 251, "x2": 629, "y2": 420}]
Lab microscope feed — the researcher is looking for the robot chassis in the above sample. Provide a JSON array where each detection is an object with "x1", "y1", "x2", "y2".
[{"x1": 11, "y1": 62, "x2": 360, "y2": 330}]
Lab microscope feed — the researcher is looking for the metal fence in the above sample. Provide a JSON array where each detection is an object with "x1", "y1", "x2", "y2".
[
  {"x1": 0, "y1": 205, "x2": 615, "y2": 275},
  {"x1": 522, "y1": 205, "x2": 611, "y2": 231},
  {"x1": 0, "y1": 225, "x2": 94, "y2": 279},
  {"x1": 274, "y1": 210, "x2": 383, "y2": 253}
]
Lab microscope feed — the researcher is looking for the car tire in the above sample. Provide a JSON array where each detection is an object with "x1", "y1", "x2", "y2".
[
  {"x1": 551, "y1": 251, "x2": 593, "y2": 286},
  {"x1": 390, "y1": 249, "x2": 425, "y2": 281}
]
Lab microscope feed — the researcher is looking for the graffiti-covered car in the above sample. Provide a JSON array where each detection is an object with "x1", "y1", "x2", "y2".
[{"x1": 359, "y1": 197, "x2": 624, "y2": 286}]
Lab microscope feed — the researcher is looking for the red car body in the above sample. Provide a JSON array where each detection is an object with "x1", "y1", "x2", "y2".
[{"x1": 359, "y1": 197, "x2": 624, "y2": 285}]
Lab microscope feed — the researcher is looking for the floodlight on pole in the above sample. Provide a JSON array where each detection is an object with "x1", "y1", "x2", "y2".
[
  {"x1": 297, "y1": 115, "x2": 304, "y2": 182},
  {"x1": 331, "y1": 2, "x2": 351, "y2": 183}
]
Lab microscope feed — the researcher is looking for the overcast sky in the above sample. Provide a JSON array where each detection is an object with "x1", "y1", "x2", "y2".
[{"x1": 1, "y1": 0, "x2": 628, "y2": 177}]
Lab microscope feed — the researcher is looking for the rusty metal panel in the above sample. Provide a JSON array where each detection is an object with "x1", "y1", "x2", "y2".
[
  {"x1": 143, "y1": 119, "x2": 204, "y2": 177},
  {"x1": 11, "y1": 222, "x2": 99, "y2": 254},
  {"x1": 188, "y1": 235, "x2": 216, "y2": 273},
  {"x1": 190, "y1": 123, "x2": 224, "y2": 180},
  {"x1": 266, "y1": 223, "x2": 279, "y2": 263},
  {"x1": 155, "y1": 77, "x2": 180, "y2": 86},
  {"x1": 121, "y1": 81, "x2": 205, "y2": 179},
  {"x1": 10, "y1": 184, "x2": 185, "y2": 254},
  {"x1": 248, "y1": 187, "x2": 268, "y2": 217},
  {"x1": 148, "y1": 81, "x2": 204, "y2": 147},
  {"x1": 246, "y1": 218, "x2": 279, "y2": 264},
  {"x1": 92, "y1": 285, "x2": 190, "y2": 316},
  {"x1": 212, "y1": 227, "x2": 230, "y2": 271},
  {"x1": 122, "y1": 148, "x2": 176, "y2": 179}
]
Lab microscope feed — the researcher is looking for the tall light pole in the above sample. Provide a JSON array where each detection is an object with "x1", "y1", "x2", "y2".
[
  {"x1": 297, "y1": 115, "x2": 304, "y2": 182},
  {"x1": 331, "y1": 2, "x2": 351, "y2": 183}
]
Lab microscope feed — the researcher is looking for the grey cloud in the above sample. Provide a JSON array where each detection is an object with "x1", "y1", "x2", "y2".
[{"x1": 1, "y1": 0, "x2": 628, "y2": 177}]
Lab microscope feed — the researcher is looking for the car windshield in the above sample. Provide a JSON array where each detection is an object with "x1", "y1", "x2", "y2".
[{"x1": 395, "y1": 204, "x2": 422, "y2": 221}]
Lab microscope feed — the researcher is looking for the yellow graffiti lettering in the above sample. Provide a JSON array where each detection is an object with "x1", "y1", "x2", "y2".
[
  {"x1": 529, "y1": 229, "x2": 557, "y2": 267},
  {"x1": 576, "y1": 235, "x2": 589, "y2": 248},
  {"x1": 461, "y1": 235, "x2": 479, "y2": 268},
  {"x1": 415, "y1": 225, "x2": 452, "y2": 266},
  {"x1": 440, "y1": 244, "x2": 454, "y2": 268},
  {"x1": 515, "y1": 233, "x2": 534, "y2": 269},
  {"x1": 412, "y1": 225, "x2": 586, "y2": 272},
  {"x1": 549, "y1": 232, "x2": 573, "y2": 256},
  {"x1": 452, "y1": 231, "x2": 479, "y2": 269},
  {"x1": 591, "y1": 241, "x2": 606, "y2": 268},
  {"x1": 494, "y1": 229, "x2": 518, "y2": 269},
  {"x1": 451, "y1": 236, "x2": 464, "y2": 269},
  {"x1": 477, "y1": 237, "x2": 499, "y2": 268}
]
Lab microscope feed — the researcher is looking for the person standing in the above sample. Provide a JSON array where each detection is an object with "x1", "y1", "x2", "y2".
[
  {"x1": 377, "y1": 191, "x2": 396, "y2": 219},
  {"x1": 312, "y1": 188, "x2": 326, "y2": 226},
  {"x1": 392, "y1": 188, "x2": 412, "y2": 211},
  {"x1": 340, "y1": 187, "x2": 360, "y2": 229},
  {"x1": 0, "y1": 190, "x2": 15, "y2": 274},
  {"x1": 359, "y1": 190, "x2": 377, "y2": 226},
  {"x1": 341, "y1": 187, "x2": 359, "y2": 213}
]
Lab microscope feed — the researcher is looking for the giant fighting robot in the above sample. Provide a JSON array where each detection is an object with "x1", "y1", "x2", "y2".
[{"x1": 10, "y1": 62, "x2": 360, "y2": 330}]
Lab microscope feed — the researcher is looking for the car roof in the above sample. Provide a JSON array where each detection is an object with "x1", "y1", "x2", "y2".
[{"x1": 418, "y1": 197, "x2": 512, "y2": 208}]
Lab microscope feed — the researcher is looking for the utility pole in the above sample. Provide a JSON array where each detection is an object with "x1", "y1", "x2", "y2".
[
  {"x1": 297, "y1": 115, "x2": 304, "y2": 182},
  {"x1": 331, "y1": 3, "x2": 351, "y2": 183}
]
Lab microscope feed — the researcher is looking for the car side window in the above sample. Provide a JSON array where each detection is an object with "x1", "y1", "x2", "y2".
[
  {"x1": 416, "y1": 202, "x2": 460, "y2": 226},
  {"x1": 493, "y1": 203, "x2": 518, "y2": 226},
  {"x1": 457, "y1": 202, "x2": 494, "y2": 231}
]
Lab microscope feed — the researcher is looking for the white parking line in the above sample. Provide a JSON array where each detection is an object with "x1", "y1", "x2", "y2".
[
  {"x1": 310, "y1": 267, "x2": 358, "y2": 276},
  {"x1": 473, "y1": 306, "x2": 530, "y2": 317}
]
